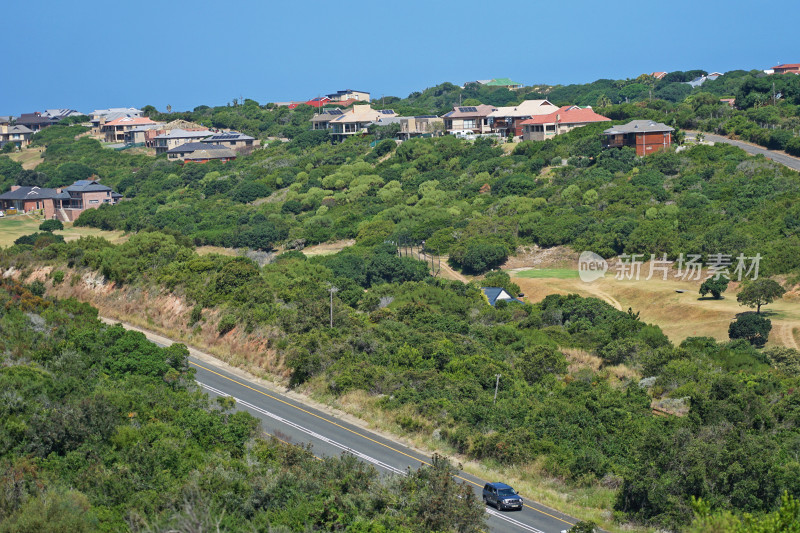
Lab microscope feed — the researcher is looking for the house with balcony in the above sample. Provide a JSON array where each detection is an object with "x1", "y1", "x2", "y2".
[
  {"x1": 328, "y1": 108, "x2": 396, "y2": 141},
  {"x1": 398, "y1": 115, "x2": 444, "y2": 139},
  {"x1": 101, "y1": 116, "x2": 158, "y2": 143},
  {"x1": 772, "y1": 63, "x2": 800, "y2": 75},
  {"x1": 488, "y1": 99, "x2": 559, "y2": 137},
  {"x1": 520, "y1": 105, "x2": 610, "y2": 141},
  {"x1": 0, "y1": 124, "x2": 34, "y2": 149},
  {"x1": 601, "y1": 120, "x2": 674, "y2": 156},
  {"x1": 326, "y1": 89, "x2": 370, "y2": 102},
  {"x1": 442, "y1": 104, "x2": 496, "y2": 134},
  {"x1": 0, "y1": 180, "x2": 121, "y2": 221}
]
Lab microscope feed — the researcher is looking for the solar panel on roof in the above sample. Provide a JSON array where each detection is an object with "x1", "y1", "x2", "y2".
[
  {"x1": 416, "y1": 115, "x2": 438, "y2": 118},
  {"x1": 458, "y1": 106, "x2": 478, "y2": 113},
  {"x1": 379, "y1": 109, "x2": 395, "y2": 114}
]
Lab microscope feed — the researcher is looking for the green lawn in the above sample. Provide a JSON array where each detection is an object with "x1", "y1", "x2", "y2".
[
  {"x1": 515, "y1": 268, "x2": 579, "y2": 279},
  {"x1": 0, "y1": 215, "x2": 126, "y2": 247}
]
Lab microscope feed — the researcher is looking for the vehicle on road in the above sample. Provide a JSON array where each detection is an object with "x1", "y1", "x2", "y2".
[{"x1": 482, "y1": 482, "x2": 523, "y2": 511}]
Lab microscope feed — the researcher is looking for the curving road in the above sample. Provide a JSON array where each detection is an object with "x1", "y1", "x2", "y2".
[
  {"x1": 685, "y1": 131, "x2": 800, "y2": 171},
  {"x1": 102, "y1": 318, "x2": 581, "y2": 533}
]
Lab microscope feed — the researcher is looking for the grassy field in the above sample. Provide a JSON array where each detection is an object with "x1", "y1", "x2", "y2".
[
  {"x1": 512, "y1": 267, "x2": 800, "y2": 349},
  {"x1": 515, "y1": 268, "x2": 578, "y2": 279},
  {"x1": 0, "y1": 215, "x2": 127, "y2": 247},
  {"x1": 7, "y1": 147, "x2": 45, "y2": 169}
]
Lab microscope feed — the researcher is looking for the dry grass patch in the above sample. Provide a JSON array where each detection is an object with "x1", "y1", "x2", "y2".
[
  {"x1": 302, "y1": 239, "x2": 355, "y2": 257},
  {"x1": 196, "y1": 246, "x2": 239, "y2": 256},
  {"x1": 562, "y1": 348, "x2": 602, "y2": 373}
]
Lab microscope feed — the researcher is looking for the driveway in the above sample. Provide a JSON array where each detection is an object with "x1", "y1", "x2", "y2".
[{"x1": 685, "y1": 131, "x2": 800, "y2": 172}]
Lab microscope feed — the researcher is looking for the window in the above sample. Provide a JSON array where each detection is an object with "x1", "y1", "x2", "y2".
[
  {"x1": 462, "y1": 119, "x2": 476, "y2": 129},
  {"x1": 89, "y1": 199, "x2": 99, "y2": 204}
]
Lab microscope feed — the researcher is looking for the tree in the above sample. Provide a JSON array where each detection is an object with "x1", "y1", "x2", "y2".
[
  {"x1": 699, "y1": 277, "x2": 729, "y2": 299},
  {"x1": 736, "y1": 278, "x2": 786, "y2": 314},
  {"x1": 729, "y1": 313, "x2": 772, "y2": 347},
  {"x1": 569, "y1": 521, "x2": 599, "y2": 533}
]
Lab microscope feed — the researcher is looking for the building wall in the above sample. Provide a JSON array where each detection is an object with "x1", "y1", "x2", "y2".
[{"x1": 636, "y1": 132, "x2": 672, "y2": 156}]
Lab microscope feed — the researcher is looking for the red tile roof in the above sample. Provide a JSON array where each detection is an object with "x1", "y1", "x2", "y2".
[
  {"x1": 519, "y1": 106, "x2": 610, "y2": 126},
  {"x1": 773, "y1": 63, "x2": 800, "y2": 69}
]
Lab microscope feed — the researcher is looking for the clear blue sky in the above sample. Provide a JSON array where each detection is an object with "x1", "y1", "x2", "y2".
[{"x1": 2, "y1": 0, "x2": 798, "y2": 115}]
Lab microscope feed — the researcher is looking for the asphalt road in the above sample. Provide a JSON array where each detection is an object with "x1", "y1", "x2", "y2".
[
  {"x1": 685, "y1": 131, "x2": 800, "y2": 171},
  {"x1": 106, "y1": 319, "x2": 581, "y2": 533}
]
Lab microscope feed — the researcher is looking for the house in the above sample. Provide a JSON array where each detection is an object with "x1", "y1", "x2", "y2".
[
  {"x1": 203, "y1": 131, "x2": 258, "y2": 153},
  {"x1": 772, "y1": 63, "x2": 800, "y2": 75},
  {"x1": 183, "y1": 147, "x2": 237, "y2": 163},
  {"x1": 15, "y1": 112, "x2": 58, "y2": 132},
  {"x1": 124, "y1": 124, "x2": 163, "y2": 146},
  {"x1": 520, "y1": 105, "x2": 610, "y2": 141},
  {"x1": 0, "y1": 180, "x2": 121, "y2": 222},
  {"x1": 42, "y1": 109, "x2": 83, "y2": 121},
  {"x1": 288, "y1": 97, "x2": 331, "y2": 109},
  {"x1": 153, "y1": 129, "x2": 214, "y2": 154},
  {"x1": 442, "y1": 104, "x2": 496, "y2": 134},
  {"x1": 311, "y1": 110, "x2": 341, "y2": 130},
  {"x1": 89, "y1": 108, "x2": 143, "y2": 136},
  {"x1": 485, "y1": 78, "x2": 524, "y2": 89},
  {"x1": 601, "y1": 120, "x2": 674, "y2": 156},
  {"x1": 165, "y1": 142, "x2": 235, "y2": 162},
  {"x1": 720, "y1": 98, "x2": 736, "y2": 107},
  {"x1": 651, "y1": 72, "x2": 667, "y2": 80},
  {"x1": 101, "y1": 116, "x2": 158, "y2": 143},
  {"x1": 398, "y1": 116, "x2": 444, "y2": 139},
  {"x1": 326, "y1": 89, "x2": 370, "y2": 103},
  {"x1": 0, "y1": 124, "x2": 34, "y2": 149},
  {"x1": 327, "y1": 108, "x2": 396, "y2": 141},
  {"x1": 488, "y1": 99, "x2": 559, "y2": 137},
  {"x1": 482, "y1": 287, "x2": 523, "y2": 306}
]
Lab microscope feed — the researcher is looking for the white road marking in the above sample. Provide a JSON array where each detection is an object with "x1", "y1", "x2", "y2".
[{"x1": 200, "y1": 381, "x2": 548, "y2": 533}]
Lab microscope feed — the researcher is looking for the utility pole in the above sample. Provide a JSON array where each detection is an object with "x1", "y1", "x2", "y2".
[
  {"x1": 493, "y1": 374, "x2": 501, "y2": 404},
  {"x1": 328, "y1": 286, "x2": 338, "y2": 328}
]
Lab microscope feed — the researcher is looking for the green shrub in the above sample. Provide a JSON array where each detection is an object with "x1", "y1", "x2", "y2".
[
  {"x1": 218, "y1": 314, "x2": 237, "y2": 335},
  {"x1": 51, "y1": 270, "x2": 65, "y2": 285}
]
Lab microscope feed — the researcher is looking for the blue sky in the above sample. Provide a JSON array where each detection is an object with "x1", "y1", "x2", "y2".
[{"x1": 2, "y1": 0, "x2": 798, "y2": 115}]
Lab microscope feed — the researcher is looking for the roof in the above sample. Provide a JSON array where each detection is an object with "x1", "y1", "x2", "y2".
[
  {"x1": 103, "y1": 116, "x2": 158, "y2": 127},
  {"x1": 651, "y1": 72, "x2": 667, "y2": 79},
  {"x1": 443, "y1": 104, "x2": 496, "y2": 118},
  {"x1": 331, "y1": 108, "x2": 396, "y2": 124},
  {"x1": 486, "y1": 482, "x2": 515, "y2": 490},
  {"x1": 773, "y1": 63, "x2": 800, "y2": 70},
  {"x1": 485, "y1": 78, "x2": 522, "y2": 87},
  {"x1": 64, "y1": 180, "x2": 113, "y2": 193},
  {"x1": 520, "y1": 105, "x2": 611, "y2": 126},
  {"x1": 91, "y1": 107, "x2": 142, "y2": 118},
  {"x1": 16, "y1": 113, "x2": 57, "y2": 125},
  {"x1": 481, "y1": 287, "x2": 523, "y2": 307},
  {"x1": 0, "y1": 116, "x2": 12, "y2": 124},
  {"x1": 602, "y1": 120, "x2": 674, "y2": 135},
  {"x1": 166, "y1": 142, "x2": 227, "y2": 154},
  {"x1": 127, "y1": 124, "x2": 163, "y2": 133},
  {"x1": 326, "y1": 89, "x2": 370, "y2": 97},
  {"x1": 184, "y1": 148, "x2": 237, "y2": 160},
  {"x1": 204, "y1": 131, "x2": 255, "y2": 142},
  {"x1": 153, "y1": 128, "x2": 213, "y2": 140},
  {"x1": 5, "y1": 125, "x2": 34, "y2": 134},
  {"x1": 0, "y1": 186, "x2": 62, "y2": 201},
  {"x1": 42, "y1": 109, "x2": 82, "y2": 119},
  {"x1": 488, "y1": 100, "x2": 558, "y2": 118}
]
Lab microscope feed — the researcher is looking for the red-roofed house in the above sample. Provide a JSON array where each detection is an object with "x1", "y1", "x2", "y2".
[
  {"x1": 101, "y1": 116, "x2": 159, "y2": 143},
  {"x1": 520, "y1": 106, "x2": 610, "y2": 141},
  {"x1": 772, "y1": 63, "x2": 800, "y2": 75},
  {"x1": 651, "y1": 72, "x2": 667, "y2": 80}
]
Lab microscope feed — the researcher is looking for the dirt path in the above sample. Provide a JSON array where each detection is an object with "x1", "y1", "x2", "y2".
[
  {"x1": 580, "y1": 285, "x2": 623, "y2": 310},
  {"x1": 438, "y1": 257, "x2": 469, "y2": 283},
  {"x1": 776, "y1": 322, "x2": 800, "y2": 350}
]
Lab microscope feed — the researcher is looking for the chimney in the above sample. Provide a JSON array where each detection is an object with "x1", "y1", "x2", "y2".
[{"x1": 10, "y1": 185, "x2": 20, "y2": 191}]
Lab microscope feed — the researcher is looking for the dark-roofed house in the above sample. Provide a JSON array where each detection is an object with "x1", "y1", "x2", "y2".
[
  {"x1": 442, "y1": 104, "x2": 496, "y2": 134},
  {"x1": 601, "y1": 120, "x2": 674, "y2": 156},
  {"x1": 153, "y1": 129, "x2": 214, "y2": 154},
  {"x1": 15, "y1": 112, "x2": 58, "y2": 132},
  {"x1": 202, "y1": 131, "x2": 257, "y2": 153},
  {"x1": 481, "y1": 287, "x2": 524, "y2": 306},
  {"x1": 166, "y1": 142, "x2": 236, "y2": 163},
  {"x1": 0, "y1": 124, "x2": 34, "y2": 149},
  {"x1": 0, "y1": 179, "x2": 121, "y2": 221}
]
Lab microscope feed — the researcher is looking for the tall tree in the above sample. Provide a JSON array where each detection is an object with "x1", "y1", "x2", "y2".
[{"x1": 737, "y1": 278, "x2": 786, "y2": 314}]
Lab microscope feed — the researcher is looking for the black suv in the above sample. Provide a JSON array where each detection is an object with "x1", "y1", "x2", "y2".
[{"x1": 482, "y1": 482, "x2": 523, "y2": 511}]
